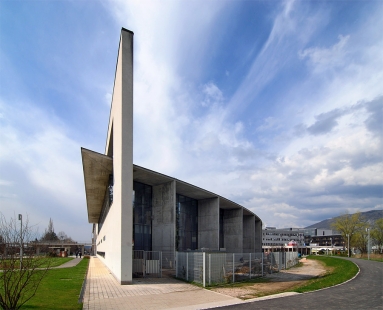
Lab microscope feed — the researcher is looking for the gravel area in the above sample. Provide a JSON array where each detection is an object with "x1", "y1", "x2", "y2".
[{"x1": 210, "y1": 258, "x2": 328, "y2": 300}]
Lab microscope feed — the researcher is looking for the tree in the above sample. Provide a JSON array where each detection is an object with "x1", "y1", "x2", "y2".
[
  {"x1": 331, "y1": 212, "x2": 366, "y2": 256},
  {"x1": 40, "y1": 218, "x2": 58, "y2": 242},
  {"x1": 353, "y1": 223, "x2": 370, "y2": 254},
  {"x1": 371, "y1": 218, "x2": 383, "y2": 253},
  {"x1": 57, "y1": 231, "x2": 67, "y2": 242},
  {"x1": 0, "y1": 213, "x2": 52, "y2": 310}
]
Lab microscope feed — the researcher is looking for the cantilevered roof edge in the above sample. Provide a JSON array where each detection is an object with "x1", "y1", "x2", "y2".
[
  {"x1": 133, "y1": 164, "x2": 259, "y2": 218},
  {"x1": 81, "y1": 148, "x2": 113, "y2": 223}
]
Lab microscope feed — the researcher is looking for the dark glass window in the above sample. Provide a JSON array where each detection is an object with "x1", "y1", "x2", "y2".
[
  {"x1": 133, "y1": 181, "x2": 152, "y2": 251},
  {"x1": 219, "y1": 209, "x2": 224, "y2": 249},
  {"x1": 176, "y1": 194, "x2": 198, "y2": 251}
]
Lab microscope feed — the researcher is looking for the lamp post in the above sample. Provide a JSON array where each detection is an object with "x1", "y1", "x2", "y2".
[
  {"x1": 18, "y1": 214, "x2": 22, "y2": 269},
  {"x1": 366, "y1": 228, "x2": 370, "y2": 260},
  {"x1": 330, "y1": 237, "x2": 332, "y2": 256},
  {"x1": 346, "y1": 234, "x2": 350, "y2": 257}
]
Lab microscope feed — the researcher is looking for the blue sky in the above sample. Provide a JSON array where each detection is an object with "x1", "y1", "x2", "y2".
[{"x1": 0, "y1": 0, "x2": 382, "y2": 241}]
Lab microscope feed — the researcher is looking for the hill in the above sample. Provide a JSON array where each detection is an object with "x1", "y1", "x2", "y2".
[{"x1": 305, "y1": 209, "x2": 383, "y2": 230}]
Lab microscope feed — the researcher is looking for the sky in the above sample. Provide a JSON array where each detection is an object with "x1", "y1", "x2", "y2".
[{"x1": 0, "y1": 0, "x2": 382, "y2": 242}]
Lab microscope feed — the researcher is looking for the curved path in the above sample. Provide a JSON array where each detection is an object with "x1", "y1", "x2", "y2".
[{"x1": 219, "y1": 257, "x2": 383, "y2": 310}]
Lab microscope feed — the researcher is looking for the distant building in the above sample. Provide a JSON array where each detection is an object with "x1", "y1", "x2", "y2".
[
  {"x1": 262, "y1": 227, "x2": 348, "y2": 255},
  {"x1": 262, "y1": 227, "x2": 305, "y2": 251},
  {"x1": 301, "y1": 228, "x2": 344, "y2": 247}
]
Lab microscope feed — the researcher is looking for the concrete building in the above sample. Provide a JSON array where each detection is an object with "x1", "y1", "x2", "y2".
[{"x1": 81, "y1": 28, "x2": 262, "y2": 284}]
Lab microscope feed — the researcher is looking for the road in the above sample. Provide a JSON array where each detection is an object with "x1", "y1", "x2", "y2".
[{"x1": 217, "y1": 257, "x2": 383, "y2": 310}]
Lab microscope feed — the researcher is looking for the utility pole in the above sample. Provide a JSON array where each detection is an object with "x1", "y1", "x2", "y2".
[
  {"x1": 18, "y1": 214, "x2": 23, "y2": 269},
  {"x1": 346, "y1": 234, "x2": 350, "y2": 257},
  {"x1": 366, "y1": 228, "x2": 370, "y2": 260}
]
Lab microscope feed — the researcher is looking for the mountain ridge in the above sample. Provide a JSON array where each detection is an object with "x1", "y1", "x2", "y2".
[{"x1": 304, "y1": 209, "x2": 383, "y2": 230}]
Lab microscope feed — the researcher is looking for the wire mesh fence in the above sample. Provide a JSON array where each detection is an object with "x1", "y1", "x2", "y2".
[
  {"x1": 133, "y1": 250, "x2": 162, "y2": 278},
  {"x1": 176, "y1": 251, "x2": 299, "y2": 287}
]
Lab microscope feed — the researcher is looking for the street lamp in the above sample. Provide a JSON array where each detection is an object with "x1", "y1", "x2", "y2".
[
  {"x1": 330, "y1": 237, "x2": 332, "y2": 256},
  {"x1": 366, "y1": 228, "x2": 370, "y2": 260},
  {"x1": 18, "y1": 214, "x2": 22, "y2": 269},
  {"x1": 346, "y1": 234, "x2": 350, "y2": 257}
]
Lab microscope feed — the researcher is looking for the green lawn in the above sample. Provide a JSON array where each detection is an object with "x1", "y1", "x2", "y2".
[
  {"x1": 21, "y1": 259, "x2": 89, "y2": 309},
  {"x1": 0, "y1": 257, "x2": 73, "y2": 269},
  {"x1": 293, "y1": 256, "x2": 358, "y2": 293}
]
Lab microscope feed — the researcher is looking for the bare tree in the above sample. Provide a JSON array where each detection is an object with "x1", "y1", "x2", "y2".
[
  {"x1": 0, "y1": 213, "x2": 52, "y2": 310},
  {"x1": 57, "y1": 231, "x2": 67, "y2": 242}
]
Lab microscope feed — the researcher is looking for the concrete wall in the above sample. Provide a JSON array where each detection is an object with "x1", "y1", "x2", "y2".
[
  {"x1": 152, "y1": 181, "x2": 176, "y2": 269},
  {"x1": 198, "y1": 198, "x2": 219, "y2": 251},
  {"x1": 254, "y1": 218, "x2": 263, "y2": 252},
  {"x1": 243, "y1": 215, "x2": 255, "y2": 252},
  {"x1": 222, "y1": 208, "x2": 243, "y2": 253}
]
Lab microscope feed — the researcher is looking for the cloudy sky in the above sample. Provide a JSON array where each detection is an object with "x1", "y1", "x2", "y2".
[{"x1": 0, "y1": 0, "x2": 382, "y2": 241}]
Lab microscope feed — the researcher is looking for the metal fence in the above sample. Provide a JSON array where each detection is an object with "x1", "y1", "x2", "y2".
[
  {"x1": 133, "y1": 250, "x2": 162, "y2": 278},
  {"x1": 176, "y1": 251, "x2": 299, "y2": 287}
]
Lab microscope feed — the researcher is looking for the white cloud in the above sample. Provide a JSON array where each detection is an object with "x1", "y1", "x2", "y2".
[
  {"x1": 0, "y1": 99, "x2": 89, "y2": 240},
  {"x1": 201, "y1": 82, "x2": 224, "y2": 107},
  {"x1": 299, "y1": 34, "x2": 350, "y2": 73}
]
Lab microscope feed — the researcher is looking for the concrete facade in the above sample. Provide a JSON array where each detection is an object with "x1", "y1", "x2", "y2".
[
  {"x1": 81, "y1": 28, "x2": 262, "y2": 285},
  {"x1": 243, "y1": 215, "x2": 256, "y2": 253},
  {"x1": 152, "y1": 181, "x2": 176, "y2": 269},
  {"x1": 198, "y1": 198, "x2": 219, "y2": 250},
  {"x1": 222, "y1": 208, "x2": 243, "y2": 253}
]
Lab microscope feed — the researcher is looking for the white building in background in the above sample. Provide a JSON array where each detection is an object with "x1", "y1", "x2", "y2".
[
  {"x1": 262, "y1": 227, "x2": 305, "y2": 251},
  {"x1": 81, "y1": 28, "x2": 263, "y2": 285}
]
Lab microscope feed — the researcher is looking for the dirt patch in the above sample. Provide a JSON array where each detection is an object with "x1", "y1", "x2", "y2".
[{"x1": 210, "y1": 258, "x2": 329, "y2": 299}]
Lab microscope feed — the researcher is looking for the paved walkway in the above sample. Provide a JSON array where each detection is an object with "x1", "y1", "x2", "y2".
[
  {"x1": 81, "y1": 256, "x2": 244, "y2": 310},
  {"x1": 54, "y1": 257, "x2": 83, "y2": 268}
]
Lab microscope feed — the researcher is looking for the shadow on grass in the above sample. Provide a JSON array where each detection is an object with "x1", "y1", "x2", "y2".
[{"x1": 21, "y1": 259, "x2": 89, "y2": 310}]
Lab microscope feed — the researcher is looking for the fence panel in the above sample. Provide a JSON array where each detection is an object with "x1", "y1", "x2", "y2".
[
  {"x1": 145, "y1": 251, "x2": 162, "y2": 277},
  {"x1": 133, "y1": 250, "x2": 145, "y2": 276},
  {"x1": 176, "y1": 251, "x2": 298, "y2": 287},
  {"x1": 286, "y1": 251, "x2": 299, "y2": 269},
  {"x1": 133, "y1": 250, "x2": 162, "y2": 278},
  {"x1": 207, "y1": 252, "x2": 227, "y2": 285}
]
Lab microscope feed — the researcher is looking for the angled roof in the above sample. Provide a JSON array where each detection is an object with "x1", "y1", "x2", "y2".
[{"x1": 81, "y1": 148, "x2": 113, "y2": 223}]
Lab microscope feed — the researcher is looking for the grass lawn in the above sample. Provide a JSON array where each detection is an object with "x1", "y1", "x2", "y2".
[
  {"x1": 0, "y1": 257, "x2": 73, "y2": 269},
  {"x1": 293, "y1": 256, "x2": 359, "y2": 293},
  {"x1": 21, "y1": 258, "x2": 89, "y2": 309}
]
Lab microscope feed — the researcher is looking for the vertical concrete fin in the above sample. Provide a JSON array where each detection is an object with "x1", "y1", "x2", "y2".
[
  {"x1": 119, "y1": 29, "x2": 134, "y2": 284},
  {"x1": 99, "y1": 28, "x2": 134, "y2": 284}
]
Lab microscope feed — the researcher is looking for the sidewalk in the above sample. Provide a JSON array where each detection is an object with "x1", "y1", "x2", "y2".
[
  {"x1": 81, "y1": 256, "x2": 244, "y2": 310},
  {"x1": 54, "y1": 257, "x2": 83, "y2": 268}
]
